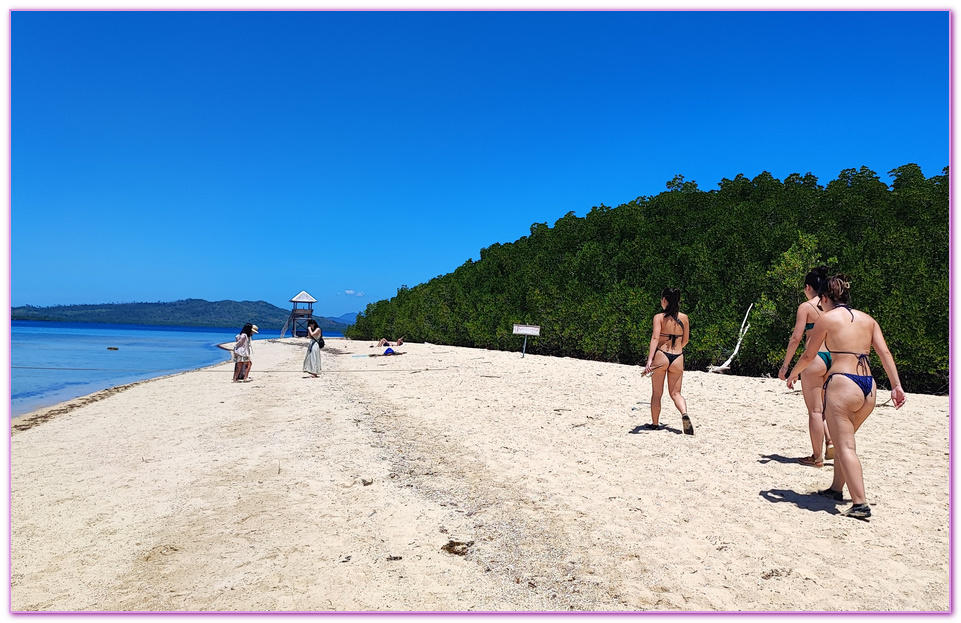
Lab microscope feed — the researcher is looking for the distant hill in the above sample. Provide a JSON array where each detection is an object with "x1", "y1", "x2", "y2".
[
  {"x1": 11, "y1": 299, "x2": 349, "y2": 334},
  {"x1": 331, "y1": 312, "x2": 358, "y2": 325}
]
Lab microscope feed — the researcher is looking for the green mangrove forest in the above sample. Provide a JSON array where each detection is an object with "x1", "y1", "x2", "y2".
[{"x1": 347, "y1": 164, "x2": 948, "y2": 394}]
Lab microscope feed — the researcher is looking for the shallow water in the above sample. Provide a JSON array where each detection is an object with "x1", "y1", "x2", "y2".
[{"x1": 9, "y1": 321, "x2": 344, "y2": 418}]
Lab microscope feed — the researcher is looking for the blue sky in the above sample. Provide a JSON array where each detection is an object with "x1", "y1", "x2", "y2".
[{"x1": 9, "y1": 9, "x2": 949, "y2": 319}]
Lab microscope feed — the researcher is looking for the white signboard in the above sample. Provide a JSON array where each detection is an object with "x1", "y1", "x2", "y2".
[{"x1": 512, "y1": 324, "x2": 541, "y2": 336}]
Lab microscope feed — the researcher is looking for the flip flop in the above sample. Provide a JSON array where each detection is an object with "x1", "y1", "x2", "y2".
[
  {"x1": 799, "y1": 455, "x2": 824, "y2": 468},
  {"x1": 681, "y1": 414, "x2": 694, "y2": 435}
]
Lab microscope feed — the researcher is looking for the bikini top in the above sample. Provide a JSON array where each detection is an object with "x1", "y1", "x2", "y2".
[
  {"x1": 825, "y1": 304, "x2": 871, "y2": 375},
  {"x1": 660, "y1": 314, "x2": 684, "y2": 348},
  {"x1": 805, "y1": 300, "x2": 819, "y2": 332}
]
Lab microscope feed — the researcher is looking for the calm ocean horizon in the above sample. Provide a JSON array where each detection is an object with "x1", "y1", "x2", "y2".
[{"x1": 10, "y1": 321, "x2": 343, "y2": 418}]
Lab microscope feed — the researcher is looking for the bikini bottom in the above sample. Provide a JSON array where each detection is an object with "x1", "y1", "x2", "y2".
[
  {"x1": 817, "y1": 351, "x2": 832, "y2": 370},
  {"x1": 658, "y1": 349, "x2": 683, "y2": 367},
  {"x1": 823, "y1": 373, "x2": 874, "y2": 399}
]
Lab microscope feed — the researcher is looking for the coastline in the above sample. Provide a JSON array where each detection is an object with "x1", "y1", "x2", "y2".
[
  {"x1": 10, "y1": 322, "x2": 250, "y2": 418},
  {"x1": 10, "y1": 338, "x2": 950, "y2": 611}
]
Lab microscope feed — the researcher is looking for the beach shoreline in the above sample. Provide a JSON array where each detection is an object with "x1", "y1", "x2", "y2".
[
  {"x1": 11, "y1": 342, "x2": 238, "y2": 432},
  {"x1": 10, "y1": 338, "x2": 950, "y2": 611}
]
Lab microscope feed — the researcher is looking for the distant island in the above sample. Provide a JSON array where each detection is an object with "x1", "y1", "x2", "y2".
[{"x1": 11, "y1": 299, "x2": 351, "y2": 334}]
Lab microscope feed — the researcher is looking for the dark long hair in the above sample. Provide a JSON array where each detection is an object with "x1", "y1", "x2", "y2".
[
  {"x1": 241, "y1": 323, "x2": 254, "y2": 338},
  {"x1": 819, "y1": 274, "x2": 852, "y2": 305},
  {"x1": 661, "y1": 288, "x2": 681, "y2": 324},
  {"x1": 307, "y1": 319, "x2": 319, "y2": 330},
  {"x1": 804, "y1": 265, "x2": 829, "y2": 292}
]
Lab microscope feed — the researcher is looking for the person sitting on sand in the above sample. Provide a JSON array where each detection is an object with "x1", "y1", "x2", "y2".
[
  {"x1": 778, "y1": 266, "x2": 836, "y2": 467},
  {"x1": 786, "y1": 274, "x2": 906, "y2": 520},
  {"x1": 642, "y1": 288, "x2": 694, "y2": 435},
  {"x1": 232, "y1": 323, "x2": 257, "y2": 382}
]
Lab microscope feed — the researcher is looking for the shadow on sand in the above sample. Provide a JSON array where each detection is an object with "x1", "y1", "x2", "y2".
[
  {"x1": 759, "y1": 488, "x2": 843, "y2": 515},
  {"x1": 759, "y1": 453, "x2": 834, "y2": 468},
  {"x1": 628, "y1": 423, "x2": 683, "y2": 435}
]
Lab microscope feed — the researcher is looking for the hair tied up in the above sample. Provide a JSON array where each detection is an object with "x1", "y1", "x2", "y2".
[
  {"x1": 819, "y1": 273, "x2": 852, "y2": 305},
  {"x1": 805, "y1": 265, "x2": 830, "y2": 291},
  {"x1": 661, "y1": 287, "x2": 681, "y2": 321}
]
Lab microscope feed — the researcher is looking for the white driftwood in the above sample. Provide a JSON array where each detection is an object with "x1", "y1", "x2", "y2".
[{"x1": 708, "y1": 303, "x2": 754, "y2": 373}]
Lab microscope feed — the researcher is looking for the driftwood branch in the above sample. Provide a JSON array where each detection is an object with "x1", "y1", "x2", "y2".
[{"x1": 708, "y1": 303, "x2": 753, "y2": 374}]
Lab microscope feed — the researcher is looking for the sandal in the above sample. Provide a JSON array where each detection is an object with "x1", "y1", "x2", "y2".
[
  {"x1": 799, "y1": 455, "x2": 824, "y2": 468},
  {"x1": 842, "y1": 503, "x2": 871, "y2": 520}
]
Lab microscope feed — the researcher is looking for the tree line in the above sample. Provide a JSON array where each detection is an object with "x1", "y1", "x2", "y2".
[{"x1": 347, "y1": 164, "x2": 948, "y2": 394}]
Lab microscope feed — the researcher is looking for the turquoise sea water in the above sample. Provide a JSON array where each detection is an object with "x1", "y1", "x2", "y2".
[{"x1": 10, "y1": 321, "x2": 343, "y2": 418}]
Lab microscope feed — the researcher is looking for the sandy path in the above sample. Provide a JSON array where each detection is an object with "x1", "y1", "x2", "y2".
[{"x1": 10, "y1": 338, "x2": 949, "y2": 611}]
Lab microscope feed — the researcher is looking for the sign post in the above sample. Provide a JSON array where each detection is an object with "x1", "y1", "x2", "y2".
[{"x1": 512, "y1": 324, "x2": 541, "y2": 358}]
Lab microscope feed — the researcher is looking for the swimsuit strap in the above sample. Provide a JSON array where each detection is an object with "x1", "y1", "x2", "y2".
[
  {"x1": 825, "y1": 304, "x2": 868, "y2": 374},
  {"x1": 660, "y1": 333, "x2": 683, "y2": 348},
  {"x1": 829, "y1": 350, "x2": 871, "y2": 376},
  {"x1": 835, "y1": 303, "x2": 855, "y2": 321},
  {"x1": 659, "y1": 314, "x2": 683, "y2": 348}
]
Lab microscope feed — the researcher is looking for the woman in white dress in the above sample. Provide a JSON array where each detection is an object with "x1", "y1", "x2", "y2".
[
  {"x1": 232, "y1": 323, "x2": 256, "y2": 382},
  {"x1": 303, "y1": 319, "x2": 324, "y2": 377}
]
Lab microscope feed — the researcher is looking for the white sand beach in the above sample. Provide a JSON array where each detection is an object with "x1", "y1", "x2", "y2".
[{"x1": 10, "y1": 338, "x2": 950, "y2": 612}]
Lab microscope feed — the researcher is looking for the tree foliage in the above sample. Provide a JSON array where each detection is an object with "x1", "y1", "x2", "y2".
[{"x1": 348, "y1": 164, "x2": 948, "y2": 394}]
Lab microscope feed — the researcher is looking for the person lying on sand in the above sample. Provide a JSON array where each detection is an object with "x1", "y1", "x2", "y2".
[
  {"x1": 369, "y1": 347, "x2": 405, "y2": 357},
  {"x1": 374, "y1": 337, "x2": 405, "y2": 347}
]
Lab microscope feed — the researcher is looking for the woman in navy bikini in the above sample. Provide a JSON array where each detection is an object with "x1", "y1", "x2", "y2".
[
  {"x1": 786, "y1": 274, "x2": 906, "y2": 520},
  {"x1": 643, "y1": 288, "x2": 694, "y2": 435},
  {"x1": 779, "y1": 266, "x2": 835, "y2": 467}
]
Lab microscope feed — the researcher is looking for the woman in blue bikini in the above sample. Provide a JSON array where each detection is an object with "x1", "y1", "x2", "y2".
[
  {"x1": 643, "y1": 288, "x2": 694, "y2": 435},
  {"x1": 780, "y1": 266, "x2": 835, "y2": 467},
  {"x1": 786, "y1": 274, "x2": 906, "y2": 520}
]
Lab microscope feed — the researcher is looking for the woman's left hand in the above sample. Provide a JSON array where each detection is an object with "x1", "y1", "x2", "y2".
[{"x1": 891, "y1": 386, "x2": 907, "y2": 409}]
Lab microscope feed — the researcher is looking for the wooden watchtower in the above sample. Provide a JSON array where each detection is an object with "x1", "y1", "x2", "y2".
[{"x1": 281, "y1": 290, "x2": 316, "y2": 338}]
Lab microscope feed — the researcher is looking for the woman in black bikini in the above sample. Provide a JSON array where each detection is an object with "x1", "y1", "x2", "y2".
[
  {"x1": 643, "y1": 288, "x2": 693, "y2": 435},
  {"x1": 785, "y1": 275, "x2": 906, "y2": 520},
  {"x1": 779, "y1": 266, "x2": 835, "y2": 467}
]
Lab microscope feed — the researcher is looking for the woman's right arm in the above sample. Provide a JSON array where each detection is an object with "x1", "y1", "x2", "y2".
[
  {"x1": 872, "y1": 321, "x2": 906, "y2": 409},
  {"x1": 779, "y1": 304, "x2": 808, "y2": 380},
  {"x1": 786, "y1": 321, "x2": 825, "y2": 389},
  {"x1": 644, "y1": 314, "x2": 662, "y2": 374}
]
